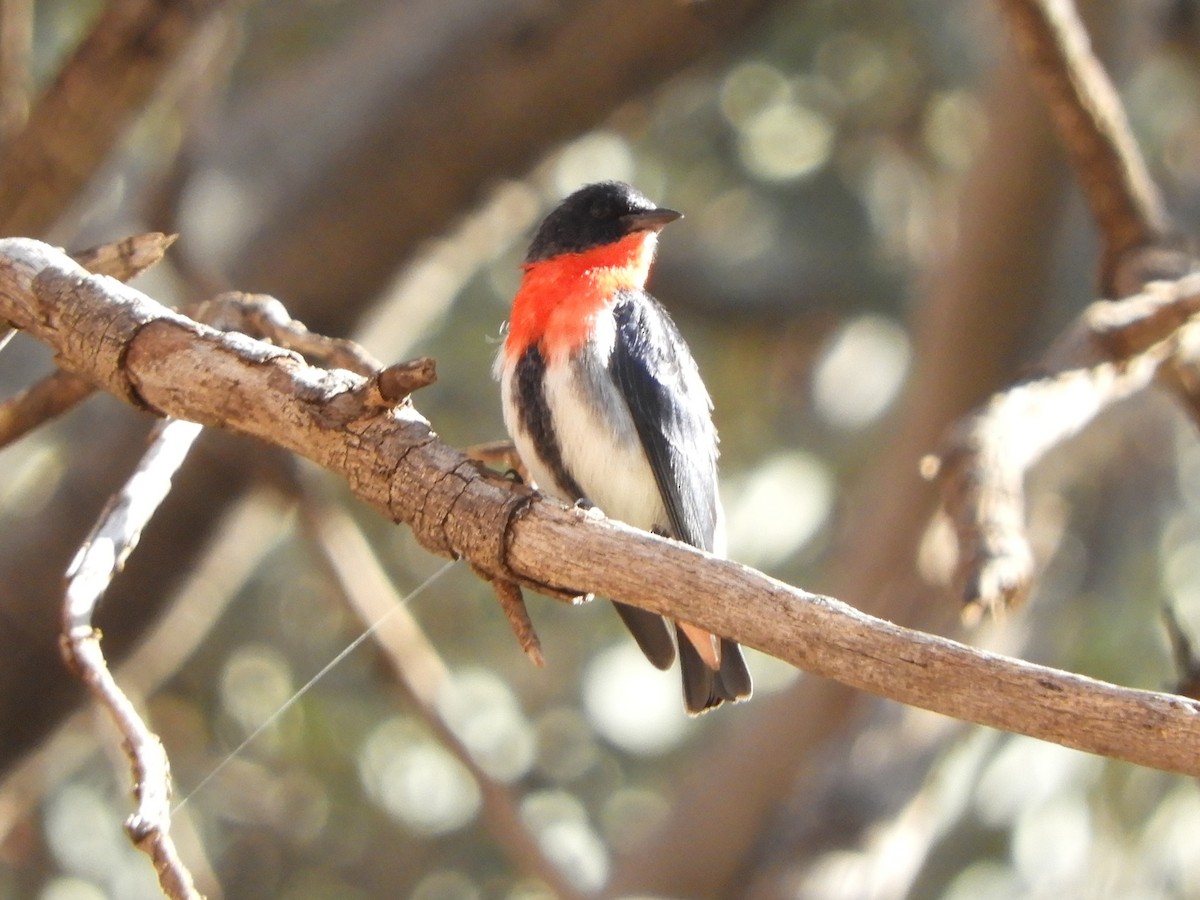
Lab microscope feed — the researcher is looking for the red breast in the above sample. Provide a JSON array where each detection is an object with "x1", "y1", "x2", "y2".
[{"x1": 504, "y1": 231, "x2": 658, "y2": 364}]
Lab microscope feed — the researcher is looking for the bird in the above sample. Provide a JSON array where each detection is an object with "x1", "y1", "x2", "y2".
[{"x1": 495, "y1": 180, "x2": 752, "y2": 714}]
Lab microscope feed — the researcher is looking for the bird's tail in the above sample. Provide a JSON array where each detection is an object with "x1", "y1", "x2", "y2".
[{"x1": 678, "y1": 632, "x2": 752, "y2": 715}]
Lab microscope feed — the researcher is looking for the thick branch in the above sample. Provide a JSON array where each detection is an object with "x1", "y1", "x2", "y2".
[
  {"x1": 4, "y1": 238, "x2": 1199, "y2": 776},
  {"x1": 0, "y1": 232, "x2": 178, "y2": 446}
]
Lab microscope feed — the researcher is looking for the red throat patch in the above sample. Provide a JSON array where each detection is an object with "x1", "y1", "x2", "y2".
[{"x1": 505, "y1": 231, "x2": 657, "y2": 362}]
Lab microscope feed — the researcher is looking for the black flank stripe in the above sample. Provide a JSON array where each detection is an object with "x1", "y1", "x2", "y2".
[{"x1": 515, "y1": 344, "x2": 586, "y2": 500}]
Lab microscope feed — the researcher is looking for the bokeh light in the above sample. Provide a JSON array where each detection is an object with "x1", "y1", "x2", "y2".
[
  {"x1": 812, "y1": 314, "x2": 911, "y2": 430},
  {"x1": 437, "y1": 668, "x2": 536, "y2": 783},
  {"x1": 738, "y1": 99, "x2": 835, "y2": 183},
  {"x1": 219, "y1": 643, "x2": 296, "y2": 743},
  {"x1": 409, "y1": 869, "x2": 481, "y2": 900},
  {"x1": 519, "y1": 791, "x2": 609, "y2": 893},
  {"x1": 720, "y1": 61, "x2": 791, "y2": 129},
  {"x1": 358, "y1": 716, "x2": 481, "y2": 836},
  {"x1": 582, "y1": 643, "x2": 687, "y2": 756},
  {"x1": 533, "y1": 707, "x2": 600, "y2": 784},
  {"x1": 552, "y1": 131, "x2": 636, "y2": 196},
  {"x1": 725, "y1": 451, "x2": 834, "y2": 569},
  {"x1": 694, "y1": 186, "x2": 780, "y2": 266}
]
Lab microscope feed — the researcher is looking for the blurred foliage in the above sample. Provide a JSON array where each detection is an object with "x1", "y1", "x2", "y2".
[{"x1": 4, "y1": 1, "x2": 1200, "y2": 899}]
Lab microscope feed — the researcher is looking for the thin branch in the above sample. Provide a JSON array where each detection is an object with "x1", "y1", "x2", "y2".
[
  {"x1": 65, "y1": 635, "x2": 200, "y2": 900},
  {"x1": 72, "y1": 232, "x2": 179, "y2": 283},
  {"x1": 60, "y1": 418, "x2": 205, "y2": 900},
  {"x1": 0, "y1": 488, "x2": 292, "y2": 890},
  {"x1": 0, "y1": 368, "x2": 95, "y2": 448},
  {"x1": 996, "y1": 0, "x2": 1170, "y2": 291},
  {"x1": 4, "y1": 238, "x2": 1200, "y2": 776}
]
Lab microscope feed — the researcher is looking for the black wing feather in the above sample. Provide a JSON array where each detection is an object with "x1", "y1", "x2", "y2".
[{"x1": 610, "y1": 291, "x2": 720, "y2": 551}]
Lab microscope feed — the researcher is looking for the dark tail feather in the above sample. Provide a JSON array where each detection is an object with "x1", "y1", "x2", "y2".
[
  {"x1": 612, "y1": 601, "x2": 676, "y2": 670},
  {"x1": 678, "y1": 630, "x2": 753, "y2": 715}
]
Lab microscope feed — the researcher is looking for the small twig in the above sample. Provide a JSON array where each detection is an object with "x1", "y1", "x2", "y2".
[
  {"x1": 196, "y1": 292, "x2": 382, "y2": 375},
  {"x1": 71, "y1": 232, "x2": 179, "y2": 282},
  {"x1": 0, "y1": 369, "x2": 95, "y2": 448},
  {"x1": 376, "y1": 356, "x2": 437, "y2": 402},
  {"x1": 60, "y1": 417, "x2": 205, "y2": 899},
  {"x1": 336, "y1": 358, "x2": 440, "y2": 415},
  {"x1": 490, "y1": 579, "x2": 544, "y2": 667}
]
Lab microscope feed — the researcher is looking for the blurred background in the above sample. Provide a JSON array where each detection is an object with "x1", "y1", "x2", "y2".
[{"x1": 2, "y1": 0, "x2": 1200, "y2": 897}]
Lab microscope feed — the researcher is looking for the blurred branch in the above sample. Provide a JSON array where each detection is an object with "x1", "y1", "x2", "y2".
[
  {"x1": 59, "y1": 418, "x2": 205, "y2": 900},
  {"x1": 0, "y1": 0, "x2": 228, "y2": 238},
  {"x1": 933, "y1": 0, "x2": 1200, "y2": 616},
  {"x1": 0, "y1": 0, "x2": 32, "y2": 145},
  {"x1": 0, "y1": 369, "x2": 95, "y2": 447},
  {"x1": 1162, "y1": 602, "x2": 1200, "y2": 700},
  {"x1": 299, "y1": 491, "x2": 582, "y2": 900},
  {"x1": 997, "y1": 0, "x2": 1171, "y2": 292},
  {"x1": 931, "y1": 273, "x2": 1200, "y2": 614},
  {"x1": 6, "y1": 238, "x2": 1200, "y2": 778}
]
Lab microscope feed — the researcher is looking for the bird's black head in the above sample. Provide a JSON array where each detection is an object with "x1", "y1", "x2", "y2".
[{"x1": 525, "y1": 181, "x2": 682, "y2": 263}]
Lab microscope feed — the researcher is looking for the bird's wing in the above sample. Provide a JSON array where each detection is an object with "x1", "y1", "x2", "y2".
[{"x1": 610, "y1": 291, "x2": 721, "y2": 552}]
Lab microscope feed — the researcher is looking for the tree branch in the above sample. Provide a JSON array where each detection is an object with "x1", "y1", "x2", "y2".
[
  {"x1": 4, "y1": 237, "x2": 1200, "y2": 776},
  {"x1": 929, "y1": 272, "x2": 1200, "y2": 613},
  {"x1": 60, "y1": 417, "x2": 205, "y2": 900},
  {"x1": 997, "y1": 0, "x2": 1171, "y2": 291},
  {"x1": 931, "y1": 0, "x2": 1200, "y2": 619}
]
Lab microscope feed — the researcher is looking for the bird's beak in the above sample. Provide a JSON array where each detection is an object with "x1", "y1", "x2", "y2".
[{"x1": 622, "y1": 207, "x2": 683, "y2": 233}]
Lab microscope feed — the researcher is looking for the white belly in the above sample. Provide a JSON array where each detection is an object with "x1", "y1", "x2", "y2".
[{"x1": 500, "y1": 350, "x2": 667, "y2": 533}]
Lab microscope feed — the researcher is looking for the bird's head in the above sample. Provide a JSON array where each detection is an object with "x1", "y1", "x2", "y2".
[{"x1": 524, "y1": 181, "x2": 682, "y2": 263}]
